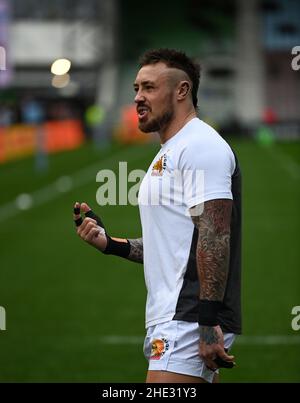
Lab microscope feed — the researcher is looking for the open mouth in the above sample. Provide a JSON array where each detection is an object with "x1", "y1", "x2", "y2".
[{"x1": 137, "y1": 106, "x2": 150, "y2": 120}]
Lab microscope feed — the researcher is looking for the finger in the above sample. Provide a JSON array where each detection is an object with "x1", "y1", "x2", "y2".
[
  {"x1": 85, "y1": 210, "x2": 106, "y2": 229},
  {"x1": 75, "y1": 217, "x2": 83, "y2": 227},
  {"x1": 73, "y1": 202, "x2": 83, "y2": 227},
  {"x1": 73, "y1": 202, "x2": 81, "y2": 215},
  {"x1": 81, "y1": 202, "x2": 91, "y2": 213},
  {"x1": 213, "y1": 356, "x2": 235, "y2": 369},
  {"x1": 218, "y1": 349, "x2": 235, "y2": 362},
  {"x1": 80, "y1": 202, "x2": 105, "y2": 228},
  {"x1": 77, "y1": 218, "x2": 97, "y2": 237},
  {"x1": 85, "y1": 227, "x2": 100, "y2": 242},
  {"x1": 213, "y1": 348, "x2": 235, "y2": 369},
  {"x1": 80, "y1": 219, "x2": 98, "y2": 238},
  {"x1": 81, "y1": 203, "x2": 106, "y2": 230}
]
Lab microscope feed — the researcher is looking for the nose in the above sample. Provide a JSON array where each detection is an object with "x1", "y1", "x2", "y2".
[{"x1": 134, "y1": 90, "x2": 145, "y2": 104}]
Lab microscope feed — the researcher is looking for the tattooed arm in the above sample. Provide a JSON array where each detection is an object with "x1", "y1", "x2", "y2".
[
  {"x1": 190, "y1": 199, "x2": 231, "y2": 301},
  {"x1": 104, "y1": 236, "x2": 144, "y2": 264},
  {"x1": 190, "y1": 199, "x2": 235, "y2": 370},
  {"x1": 127, "y1": 238, "x2": 143, "y2": 264},
  {"x1": 73, "y1": 202, "x2": 143, "y2": 264}
]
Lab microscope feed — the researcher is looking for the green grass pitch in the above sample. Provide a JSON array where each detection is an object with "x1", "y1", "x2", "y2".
[{"x1": 0, "y1": 138, "x2": 299, "y2": 382}]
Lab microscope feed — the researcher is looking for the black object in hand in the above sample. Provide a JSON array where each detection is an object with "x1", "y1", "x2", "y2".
[{"x1": 213, "y1": 348, "x2": 234, "y2": 369}]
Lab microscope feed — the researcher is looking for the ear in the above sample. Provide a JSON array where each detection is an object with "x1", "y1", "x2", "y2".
[{"x1": 177, "y1": 81, "x2": 190, "y2": 101}]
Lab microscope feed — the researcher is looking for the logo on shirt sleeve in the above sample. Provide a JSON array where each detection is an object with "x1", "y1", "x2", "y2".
[
  {"x1": 151, "y1": 154, "x2": 167, "y2": 176},
  {"x1": 150, "y1": 337, "x2": 169, "y2": 360}
]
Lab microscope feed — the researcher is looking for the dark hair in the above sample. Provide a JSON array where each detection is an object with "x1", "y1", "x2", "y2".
[{"x1": 139, "y1": 48, "x2": 201, "y2": 108}]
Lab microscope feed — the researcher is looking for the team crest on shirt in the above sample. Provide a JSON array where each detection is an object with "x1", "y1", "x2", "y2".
[
  {"x1": 150, "y1": 337, "x2": 169, "y2": 360},
  {"x1": 151, "y1": 154, "x2": 167, "y2": 176}
]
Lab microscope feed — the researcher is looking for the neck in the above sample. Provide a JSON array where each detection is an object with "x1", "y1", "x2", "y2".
[{"x1": 159, "y1": 109, "x2": 197, "y2": 144}]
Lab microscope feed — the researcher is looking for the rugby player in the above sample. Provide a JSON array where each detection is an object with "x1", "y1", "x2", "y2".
[{"x1": 74, "y1": 48, "x2": 242, "y2": 383}]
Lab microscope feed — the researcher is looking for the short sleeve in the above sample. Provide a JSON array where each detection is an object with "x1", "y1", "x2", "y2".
[{"x1": 178, "y1": 141, "x2": 235, "y2": 209}]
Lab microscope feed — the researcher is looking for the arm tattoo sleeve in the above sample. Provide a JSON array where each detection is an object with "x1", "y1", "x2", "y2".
[
  {"x1": 190, "y1": 199, "x2": 232, "y2": 302},
  {"x1": 127, "y1": 238, "x2": 143, "y2": 264}
]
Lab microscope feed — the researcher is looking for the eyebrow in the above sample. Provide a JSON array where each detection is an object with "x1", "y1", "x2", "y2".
[{"x1": 133, "y1": 80, "x2": 155, "y2": 88}]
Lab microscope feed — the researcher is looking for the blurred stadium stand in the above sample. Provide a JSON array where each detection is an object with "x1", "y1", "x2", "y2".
[
  {"x1": 119, "y1": 0, "x2": 300, "y2": 139},
  {"x1": 0, "y1": 0, "x2": 300, "y2": 165},
  {"x1": 0, "y1": 0, "x2": 119, "y2": 163}
]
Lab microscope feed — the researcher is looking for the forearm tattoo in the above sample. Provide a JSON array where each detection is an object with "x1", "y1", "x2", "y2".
[
  {"x1": 127, "y1": 238, "x2": 143, "y2": 264},
  {"x1": 191, "y1": 199, "x2": 232, "y2": 302},
  {"x1": 199, "y1": 326, "x2": 220, "y2": 345}
]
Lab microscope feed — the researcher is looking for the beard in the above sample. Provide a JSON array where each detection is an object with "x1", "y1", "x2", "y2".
[{"x1": 138, "y1": 106, "x2": 174, "y2": 133}]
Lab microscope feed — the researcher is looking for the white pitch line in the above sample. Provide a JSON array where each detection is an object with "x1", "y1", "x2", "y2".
[
  {"x1": 235, "y1": 335, "x2": 300, "y2": 346},
  {"x1": 0, "y1": 146, "x2": 142, "y2": 224},
  {"x1": 99, "y1": 335, "x2": 300, "y2": 346}
]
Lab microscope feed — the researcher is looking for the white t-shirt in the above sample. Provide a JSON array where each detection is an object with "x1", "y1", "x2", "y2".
[{"x1": 138, "y1": 118, "x2": 236, "y2": 328}]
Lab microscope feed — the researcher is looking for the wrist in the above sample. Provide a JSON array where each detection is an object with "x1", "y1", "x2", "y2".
[
  {"x1": 198, "y1": 300, "x2": 222, "y2": 327},
  {"x1": 103, "y1": 236, "x2": 131, "y2": 258},
  {"x1": 97, "y1": 234, "x2": 108, "y2": 252}
]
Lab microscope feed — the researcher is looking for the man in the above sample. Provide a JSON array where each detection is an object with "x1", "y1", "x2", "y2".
[{"x1": 74, "y1": 48, "x2": 242, "y2": 383}]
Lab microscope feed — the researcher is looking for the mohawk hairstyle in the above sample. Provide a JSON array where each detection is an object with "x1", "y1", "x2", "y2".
[{"x1": 139, "y1": 48, "x2": 201, "y2": 108}]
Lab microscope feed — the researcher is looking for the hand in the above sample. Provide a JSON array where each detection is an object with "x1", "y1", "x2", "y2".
[
  {"x1": 73, "y1": 202, "x2": 108, "y2": 252},
  {"x1": 199, "y1": 325, "x2": 235, "y2": 371}
]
